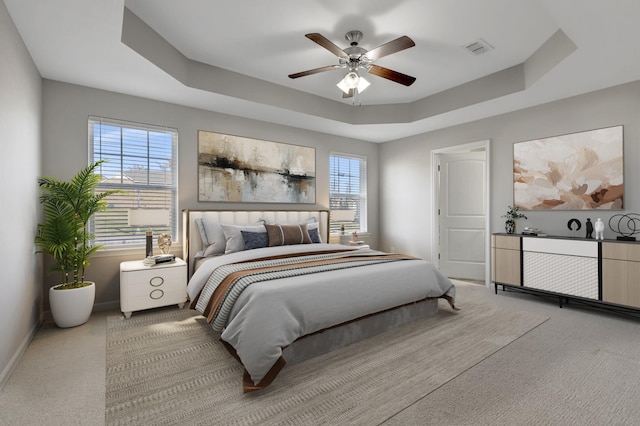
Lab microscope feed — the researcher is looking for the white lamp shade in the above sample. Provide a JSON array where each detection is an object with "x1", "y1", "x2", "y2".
[
  {"x1": 128, "y1": 209, "x2": 170, "y2": 227},
  {"x1": 357, "y1": 76, "x2": 370, "y2": 92},
  {"x1": 337, "y1": 78, "x2": 351, "y2": 94},
  {"x1": 337, "y1": 73, "x2": 370, "y2": 94},
  {"x1": 331, "y1": 209, "x2": 355, "y2": 222}
]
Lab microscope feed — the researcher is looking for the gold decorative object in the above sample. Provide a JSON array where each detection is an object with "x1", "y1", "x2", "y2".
[{"x1": 157, "y1": 233, "x2": 172, "y2": 254}]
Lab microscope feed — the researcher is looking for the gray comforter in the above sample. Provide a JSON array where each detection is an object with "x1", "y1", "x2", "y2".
[{"x1": 187, "y1": 244, "x2": 455, "y2": 390}]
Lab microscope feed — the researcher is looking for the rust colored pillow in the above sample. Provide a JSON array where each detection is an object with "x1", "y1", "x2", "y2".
[{"x1": 265, "y1": 223, "x2": 312, "y2": 246}]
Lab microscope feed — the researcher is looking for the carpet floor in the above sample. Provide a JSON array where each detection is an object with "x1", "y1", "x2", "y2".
[{"x1": 105, "y1": 297, "x2": 547, "y2": 425}]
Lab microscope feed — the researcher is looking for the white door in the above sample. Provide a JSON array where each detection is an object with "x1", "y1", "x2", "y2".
[{"x1": 438, "y1": 151, "x2": 486, "y2": 280}]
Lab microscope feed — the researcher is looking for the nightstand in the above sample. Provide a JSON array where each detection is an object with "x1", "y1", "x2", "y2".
[
  {"x1": 339, "y1": 234, "x2": 369, "y2": 248},
  {"x1": 120, "y1": 257, "x2": 187, "y2": 318}
]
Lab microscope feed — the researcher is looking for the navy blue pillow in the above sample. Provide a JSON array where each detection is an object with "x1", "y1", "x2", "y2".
[
  {"x1": 241, "y1": 230, "x2": 269, "y2": 250},
  {"x1": 308, "y1": 227, "x2": 321, "y2": 243}
]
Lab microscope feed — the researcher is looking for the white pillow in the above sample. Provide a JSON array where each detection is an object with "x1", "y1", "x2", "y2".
[{"x1": 222, "y1": 224, "x2": 267, "y2": 254}]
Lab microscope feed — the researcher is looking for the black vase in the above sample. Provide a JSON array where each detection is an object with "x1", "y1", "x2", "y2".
[{"x1": 505, "y1": 220, "x2": 515, "y2": 234}]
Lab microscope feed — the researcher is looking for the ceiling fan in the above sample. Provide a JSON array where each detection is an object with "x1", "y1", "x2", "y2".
[{"x1": 289, "y1": 30, "x2": 416, "y2": 98}]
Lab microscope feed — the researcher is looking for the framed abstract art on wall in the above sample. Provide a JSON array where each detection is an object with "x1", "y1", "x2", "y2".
[
  {"x1": 513, "y1": 125, "x2": 623, "y2": 210},
  {"x1": 198, "y1": 131, "x2": 316, "y2": 203}
]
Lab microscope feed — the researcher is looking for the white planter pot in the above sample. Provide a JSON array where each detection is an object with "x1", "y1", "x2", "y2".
[{"x1": 49, "y1": 282, "x2": 96, "y2": 328}]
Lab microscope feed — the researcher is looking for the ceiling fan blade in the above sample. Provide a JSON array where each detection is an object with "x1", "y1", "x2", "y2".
[
  {"x1": 289, "y1": 65, "x2": 340, "y2": 79},
  {"x1": 342, "y1": 89, "x2": 355, "y2": 99},
  {"x1": 305, "y1": 33, "x2": 349, "y2": 59},
  {"x1": 365, "y1": 36, "x2": 415, "y2": 61},
  {"x1": 368, "y1": 65, "x2": 416, "y2": 86}
]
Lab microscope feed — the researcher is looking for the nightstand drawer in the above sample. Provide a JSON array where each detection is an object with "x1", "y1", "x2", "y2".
[
  {"x1": 123, "y1": 287, "x2": 186, "y2": 312},
  {"x1": 121, "y1": 266, "x2": 185, "y2": 297}
]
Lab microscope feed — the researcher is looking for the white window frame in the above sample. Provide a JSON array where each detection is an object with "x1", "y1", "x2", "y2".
[
  {"x1": 88, "y1": 116, "x2": 178, "y2": 250},
  {"x1": 329, "y1": 152, "x2": 367, "y2": 234}
]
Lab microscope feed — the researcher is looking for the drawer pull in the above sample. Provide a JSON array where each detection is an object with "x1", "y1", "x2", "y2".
[
  {"x1": 150, "y1": 289, "x2": 164, "y2": 300},
  {"x1": 150, "y1": 276, "x2": 164, "y2": 287}
]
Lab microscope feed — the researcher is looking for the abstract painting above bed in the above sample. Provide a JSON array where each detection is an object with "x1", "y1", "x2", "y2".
[{"x1": 197, "y1": 131, "x2": 316, "y2": 203}]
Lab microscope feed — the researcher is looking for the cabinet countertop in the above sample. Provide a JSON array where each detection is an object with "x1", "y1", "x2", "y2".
[
  {"x1": 120, "y1": 257, "x2": 186, "y2": 272},
  {"x1": 493, "y1": 233, "x2": 640, "y2": 244}
]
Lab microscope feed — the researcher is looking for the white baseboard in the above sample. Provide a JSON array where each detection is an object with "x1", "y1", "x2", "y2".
[
  {"x1": 0, "y1": 320, "x2": 40, "y2": 392},
  {"x1": 2, "y1": 301, "x2": 119, "y2": 391}
]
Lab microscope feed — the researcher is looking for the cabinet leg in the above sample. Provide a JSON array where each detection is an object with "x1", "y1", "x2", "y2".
[
  {"x1": 123, "y1": 311, "x2": 132, "y2": 318},
  {"x1": 178, "y1": 302, "x2": 185, "y2": 309}
]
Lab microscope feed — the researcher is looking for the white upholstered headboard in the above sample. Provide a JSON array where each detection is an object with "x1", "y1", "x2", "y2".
[{"x1": 182, "y1": 209, "x2": 330, "y2": 276}]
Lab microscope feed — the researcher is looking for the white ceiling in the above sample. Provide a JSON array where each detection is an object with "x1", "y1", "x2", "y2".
[{"x1": 5, "y1": 0, "x2": 640, "y2": 142}]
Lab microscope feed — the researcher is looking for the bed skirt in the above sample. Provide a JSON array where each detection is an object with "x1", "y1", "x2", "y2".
[{"x1": 283, "y1": 298, "x2": 439, "y2": 366}]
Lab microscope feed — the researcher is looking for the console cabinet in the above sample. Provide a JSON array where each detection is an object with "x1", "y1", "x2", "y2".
[{"x1": 492, "y1": 234, "x2": 640, "y2": 314}]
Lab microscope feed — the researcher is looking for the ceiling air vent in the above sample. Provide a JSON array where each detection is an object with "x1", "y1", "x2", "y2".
[{"x1": 463, "y1": 39, "x2": 494, "y2": 55}]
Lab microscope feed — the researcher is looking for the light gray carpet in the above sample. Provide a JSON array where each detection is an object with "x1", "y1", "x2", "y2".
[
  {"x1": 386, "y1": 282, "x2": 640, "y2": 426},
  {"x1": 105, "y1": 298, "x2": 547, "y2": 425}
]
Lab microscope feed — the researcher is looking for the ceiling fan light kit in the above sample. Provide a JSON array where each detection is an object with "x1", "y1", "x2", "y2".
[
  {"x1": 336, "y1": 71, "x2": 370, "y2": 94},
  {"x1": 289, "y1": 30, "x2": 416, "y2": 101}
]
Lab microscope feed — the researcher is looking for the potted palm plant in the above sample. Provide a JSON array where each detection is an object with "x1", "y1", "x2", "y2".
[{"x1": 35, "y1": 160, "x2": 119, "y2": 328}]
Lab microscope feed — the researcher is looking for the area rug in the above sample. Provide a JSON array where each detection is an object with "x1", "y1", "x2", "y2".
[{"x1": 105, "y1": 297, "x2": 547, "y2": 425}]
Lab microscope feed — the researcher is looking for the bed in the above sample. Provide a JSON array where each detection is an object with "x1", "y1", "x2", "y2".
[{"x1": 183, "y1": 209, "x2": 456, "y2": 393}]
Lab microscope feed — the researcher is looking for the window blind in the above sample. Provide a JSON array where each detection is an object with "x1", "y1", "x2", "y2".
[
  {"x1": 329, "y1": 153, "x2": 367, "y2": 233},
  {"x1": 88, "y1": 116, "x2": 178, "y2": 249}
]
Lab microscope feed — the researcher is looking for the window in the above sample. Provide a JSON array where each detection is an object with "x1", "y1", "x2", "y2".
[
  {"x1": 329, "y1": 153, "x2": 367, "y2": 233},
  {"x1": 89, "y1": 116, "x2": 178, "y2": 249}
]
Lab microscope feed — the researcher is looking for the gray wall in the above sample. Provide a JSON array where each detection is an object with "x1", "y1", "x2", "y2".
[
  {"x1": 380, "y1": 80, "x2": 640, "y2": 262},
  {"x1": 0, "y1": 0, "x2": 43, "y2": 388},
  {"x1": 41, "y1": 80, "x2": 380, "y2": 307}
]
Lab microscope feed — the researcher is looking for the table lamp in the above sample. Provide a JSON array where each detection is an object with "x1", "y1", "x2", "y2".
[
  {"x1": 128, "y1": 208, "x2": 171, "y2": 258},
  {"x1": 331, "y1": 209, "x2": 355, "y2": 234}
]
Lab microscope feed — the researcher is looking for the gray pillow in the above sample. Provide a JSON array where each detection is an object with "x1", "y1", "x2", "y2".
[
  {"x1": 222, "y1": 224, "x2": 267, "y2": 254},
  {"x1": 195, "y1": 218, "x2": 226, "y2": 256}
]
